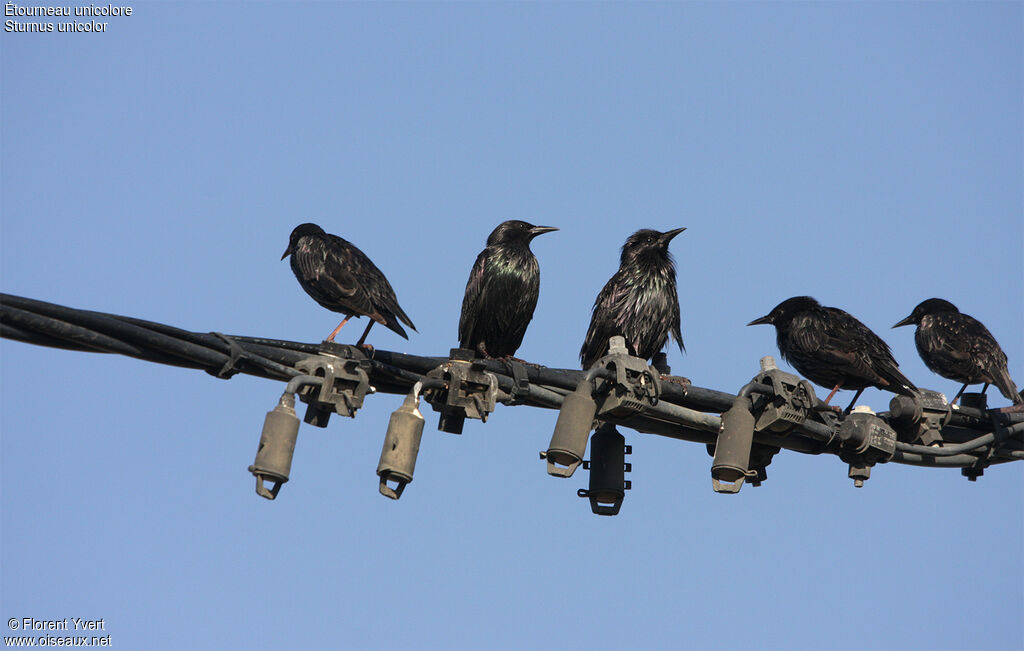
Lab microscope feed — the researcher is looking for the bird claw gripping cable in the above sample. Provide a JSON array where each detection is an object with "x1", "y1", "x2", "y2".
[
  {"x1": 293, "y1": 343, "x2": 373, "y2": 425},
  {"x1": 424, "y1": 348, "x2": 500, "y2": 434}
]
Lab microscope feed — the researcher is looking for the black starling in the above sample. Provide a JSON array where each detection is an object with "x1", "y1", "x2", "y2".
[
  {"x1": 282, "y1": 223, "x2": 416, "y2": 346},
  {"x1": 458, "y1": 220, "x2": 558, "y2": 359},
  {"x1": 580, "y1": 228, "x2": 685, "y2": 369},
  {"x1": 894, "y1": 298, "x2": 1023, "y2": 405},
  {"x1": 748, "y1": 296, "x2": 918, "y2": 411}
]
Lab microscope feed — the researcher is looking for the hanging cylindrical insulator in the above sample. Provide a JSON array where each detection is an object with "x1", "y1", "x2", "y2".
[
  {"x1": 544, "y1": 379, "x2": 597, "y2": 478},
  {"x1": 248, "y1": 393, "x2": 301, "y2": 500},
  {"x1": 578, "y1": 423, "x2": 630, "y2": 516},
  {"x1": 711, "y1": 396, "x2": 755, "y2": 494},
  {"x1": 377, "y1": 392, "x2": 426, "y2": 499}
]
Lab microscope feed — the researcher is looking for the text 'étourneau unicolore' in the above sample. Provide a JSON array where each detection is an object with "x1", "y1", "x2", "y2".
[{"x1": 5, "y1": 3, "x2": 132, "y2": 33}]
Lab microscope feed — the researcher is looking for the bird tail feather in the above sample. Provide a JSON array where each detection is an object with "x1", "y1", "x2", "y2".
[
  {"x1": 992, "y1": 366, "x2": 1024, "y2": 405},
  {"x1": 882, "y1": 364, "x2": 919, "y2": 397},
  {"x1": 384, "y1": 318, "x2": 410, "y2": 340}
]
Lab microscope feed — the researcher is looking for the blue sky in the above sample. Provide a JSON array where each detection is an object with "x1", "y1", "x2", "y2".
[{"x1": 2, "y1": 2, "x2": 1021, "y2": 650}]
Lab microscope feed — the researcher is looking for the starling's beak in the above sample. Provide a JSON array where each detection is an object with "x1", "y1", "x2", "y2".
[
  {"x1": 662, "y1": 227, "x2": 686, "y2": 243},
  {"x1": 747, "y1": 315, "x2": 772, "y2": 327},
  {"x1": 281, "y1": 246, "x2": 292, "y2": 261},
  {"x1": 892, "y1": 315, "x2": 914, "y2": 329},
  {"x1": 529, "y1": 226, "x2": 559, "y2": 237}
]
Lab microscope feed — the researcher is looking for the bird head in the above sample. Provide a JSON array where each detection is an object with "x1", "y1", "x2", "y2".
[
  {"x1": 893, "y1": 298, "x2": 960, "y2": 328},
  {"x1": 620, "y1": 227, "x2": 686, "y2": 265},
  {"x1": 747, "y1": 296, "x2": 821, "y2": 328},
  {"x1": 282, "y1": 223, "x2": 325, "y2": 260},
  {"x1": 487, "y1": 220, "x2": 559, "y2": 248}
]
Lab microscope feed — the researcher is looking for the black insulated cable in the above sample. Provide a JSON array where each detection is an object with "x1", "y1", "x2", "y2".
[{"x1": 3, "y1": 292, "x2": 1021, "y2": 469}]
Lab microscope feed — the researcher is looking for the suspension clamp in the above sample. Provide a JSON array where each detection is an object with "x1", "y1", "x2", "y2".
[{"x1": 294, "y1": 344, "x2": 372, "y2": 426}]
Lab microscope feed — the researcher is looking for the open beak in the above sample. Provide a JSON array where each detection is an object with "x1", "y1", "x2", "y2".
[
  {"x1": 747, "y1": 315, "x2": 772, "y2": 327},
  {"x1": 530, "y1": 226, "x2": 559, "y2": 237},
  {"x1": 892, "y1": 315, "x2": 914, "y2": 328}
]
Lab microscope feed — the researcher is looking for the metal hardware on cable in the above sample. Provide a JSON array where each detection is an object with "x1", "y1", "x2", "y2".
[
  {"x1": 294, "y1": 343, "x2": 373, "y2": 426},
  {"x1": 424, "y1": 348, "x2": 499, "y2": 434}
]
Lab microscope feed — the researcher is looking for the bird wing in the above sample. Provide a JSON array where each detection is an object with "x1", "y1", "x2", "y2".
[
  {"x1": 962, "y1": 321, "x2": 1023, "y2": 402},
  {"x1": 928, "y1": 314, "x2": 981, "y2": 361},
  {"x1": 458, "y1": 248, "x2": 539, "y2": 356},
  {"x1": 292, "y1": 236, "x2": 370, "y2": 313},
  {"x1": 824, "y1": 308, "x2": 917, "y2": 394},
  {"x1": 327, "y1": 234, "x2": 416, "y2": 335},
  {"x1": 458, "y1": 249, "x2": 489, "y2": 347},
  {"x1": 315, "y1": 237, "x2": 382, "y2": 320},
  {"x1": 788, "y1": 313, "x2": 878, "y2": 380},
  {"x1": 951, "y1": 315, "x2": 1008, "y2": 372},
  {"x1": 581, "y1": 269, "x2": 683, "y2": 366},
  {"x1": 668, "y1": 282, "x2": 684, "y2": 353},
  {"x1": 932, "y1": 313, "x2": 1019, "y2": 402},
  {"x1": 580, "y1": 274, "x2": 626, "y2": 366}
]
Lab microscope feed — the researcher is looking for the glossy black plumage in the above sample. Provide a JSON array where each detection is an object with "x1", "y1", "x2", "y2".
[
  {"x1": 580, "y1": 228, "x2": 685, "y2": 369},
  {"x1": 282, "y1": 223, "x2": 416, "y2": 345},
  {"x1": 748, "y1": 296, "x2": 918, "y2": 407},
  {"x1": 458, "y1": 220, "x2": 558, "y2": 358},
  {"x1": 894, "y1": 298, "x2": 1022, "y2": 405}
]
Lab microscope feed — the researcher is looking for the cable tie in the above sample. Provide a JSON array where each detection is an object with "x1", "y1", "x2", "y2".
[
  {"x1": 504, "y1": 360, "x2": 530, "y2": 401},
  {"x1": 208, "y1": 332, "x2": 247, "y2": 379}
]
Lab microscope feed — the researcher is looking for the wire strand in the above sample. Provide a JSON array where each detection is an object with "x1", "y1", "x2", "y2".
[{"x1": 2, "y1": 292, "x2": 1019, "y2": 469}]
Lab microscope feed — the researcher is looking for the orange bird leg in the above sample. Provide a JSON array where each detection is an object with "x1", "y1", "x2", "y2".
[
  {"x1": 326, "y1": 317, "x2": 350, "y2": 342},
  {"x1": 822, "y1": 383, "x2": 842, "y2": 405}
]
